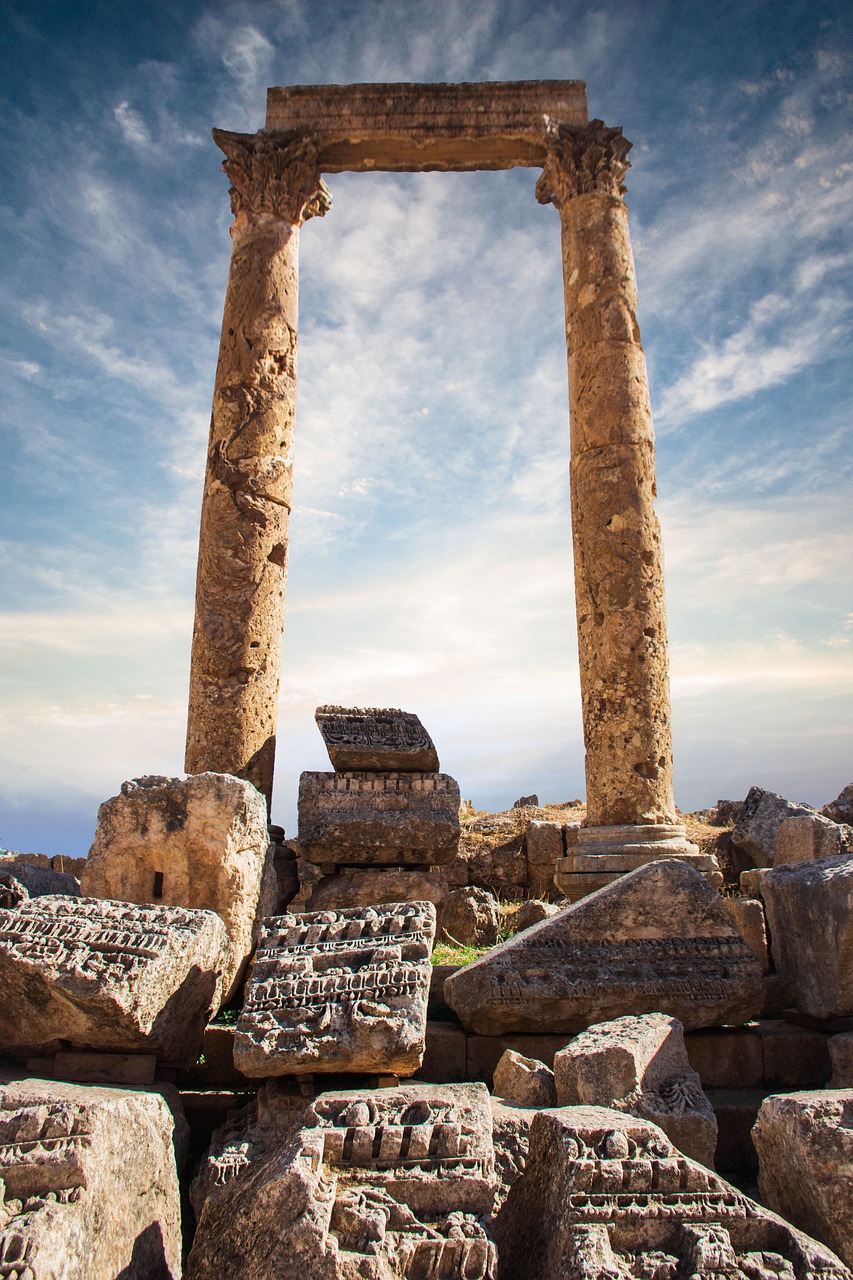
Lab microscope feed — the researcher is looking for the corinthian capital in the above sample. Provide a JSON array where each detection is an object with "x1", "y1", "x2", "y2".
[
  {"x1": 536, "y1": 118, "x2": 632, "y2": 208},
  {"x1": 212, "y1": 129, "x2": 333, "y2": 225}
]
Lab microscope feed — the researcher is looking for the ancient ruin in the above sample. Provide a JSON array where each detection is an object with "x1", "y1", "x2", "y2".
[
  {"x1": 233, "y1": 901, "x2": 436, "y2": 1076},
  {"x1": 3, "y1": 76, "x2": 853, "y2": 1280}
]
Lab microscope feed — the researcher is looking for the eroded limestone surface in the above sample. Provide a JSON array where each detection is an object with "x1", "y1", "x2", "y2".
[
  {"x1": 444, "y1": 861, "x2": 763, "y2": 1035},
  {"x1": 0, "y1": 896, "x2": 225, "y2": 1062},
  {"x1": 298, "y1": 772, "x2": 461, "y2": 864},
  {"x1": 233, "y1": 902, "x2": 436, "y2": 1076},
  {"x1": 495, "y1": 1106, "x2": 851, "y2": 1280},
  {"x1": 81, "y1": 772, "x2": 273, "y2": 1001},
  {"x1": 754, "y1": 1090, "x2": 853, "y2": 1267},
  {"x1": 186, "y1": 1081, "x2": 496, "y2": 1280},
  {"x1": 316, "y1": 706, "x2": 439, "y2": 773},
  {"x1": 553, "y1": 1013, "x2": 717, "y2": 1166},
  {"x1": 0, "y1": 1075, "x2": 182, "y2": 1280},
  {"x1": 761, "y1": 855, "x2": 853, "y2": 1018}
]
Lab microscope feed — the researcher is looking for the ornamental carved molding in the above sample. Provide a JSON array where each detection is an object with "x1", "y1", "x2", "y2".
[
  {"x1": 213, "y1": 129, "x2": 333, "y2": 225},
  {"x1": 535, "y1": 117, "x2": 632, "y2": 209}
]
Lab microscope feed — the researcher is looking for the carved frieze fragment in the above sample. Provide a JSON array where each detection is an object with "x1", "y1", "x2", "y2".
[
  {"x1": 187, "y1": 1080, "x2": 496, "y2": 1280},
  {"x1": 0, "y1": 895, "x2": 226, "y2": 1063},
  {"x1": 233, "y1": 901, "x2": 436, "y2": 1076},
  {"x1": 444, "y1": 860, "x2": 764, "y2": 1035},
  {"x1": 495, "y1": 1105, "x2": 852, "y2": 1280},
  {"x1": 0, "y1": 1075, "x2": 183, "y2": 1280},
  {"x1": 298, "y1": 771, "x2": 461, "y2": 865},
  {"x1": 315, "y1": 705, "x2": 439, "y2": 773}
]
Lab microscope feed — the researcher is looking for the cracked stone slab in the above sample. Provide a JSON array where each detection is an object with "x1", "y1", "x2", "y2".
[{"x1": 315, "y1": 705, "x2": 439, "y2": 773}]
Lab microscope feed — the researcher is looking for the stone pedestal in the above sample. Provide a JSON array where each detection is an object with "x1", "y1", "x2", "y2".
[
  {"x1": 185, "y1": 132, "x2": 331, "y2": 805},
  {"x1": 555, "y1": 824, "x2": 719, "y2": 901},
  {"x1": 537, "y1": 120, "x2": 715, "y2": 898}
]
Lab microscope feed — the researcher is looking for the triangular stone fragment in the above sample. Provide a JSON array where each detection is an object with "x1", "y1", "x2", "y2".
[{"x1": 444, "y1": 860, "x2": 763, "y2": 1034}]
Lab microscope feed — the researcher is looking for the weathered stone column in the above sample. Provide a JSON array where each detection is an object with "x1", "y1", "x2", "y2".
[
  {"x1": 536, "y1": 119, "x2": 717, "y2": 900},
  {"x1": 185, "y1": 130, "x2": 331, "y2": 806}
]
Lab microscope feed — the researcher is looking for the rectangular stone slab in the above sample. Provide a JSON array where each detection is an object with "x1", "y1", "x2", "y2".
[
  {"x1": 0, "y1": 895, "x2": 226, "y2": 1063},
  {"x1": 298, "y1": 771, "x2": 461, "y2": 864},
  {"x1": 444, "y1": 860, "x2": 764, "y2": 1035},
  {"x1": 315, "y1": 705, "x2": 439, "y2": 772},
  {"x1": 265, "y1": 80, "x2": 589, "y2": 171},
  {"x1": 233, "y1": 902, "x2": 436, "y2": 1076},
  {"x1": 0, "y1": 1075, "x2": 183, "y2": 1280}
]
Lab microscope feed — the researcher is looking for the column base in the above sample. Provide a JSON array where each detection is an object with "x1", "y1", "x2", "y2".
[{"x1": 553, "y1": 823, "x2": 722, "y2": 903}]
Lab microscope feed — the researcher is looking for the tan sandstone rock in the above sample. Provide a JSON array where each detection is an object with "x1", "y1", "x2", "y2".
[
  {"x1": 298, "y1": 771, "x2": 461, "y2": 864},
  {"x1": 494, "y1": 1105, "x2": 852, "y2": 1280},
  {"x1": 553, "y1": 1013, "x2": 717, "y2": 1166},
  {"x1": 440, "y1": 887, "x2": 501, "y2": 947},
  {"x1": 186, "y1": 1081, "x2": 497, "y2": 1280},
  {"x1": 306, "y1": 867, "x2": 448, "y2": 914},
  {"x1": 723, "y1": 896, "x2": 771, "y2": 973},
  {"x1": 0, "y1": 895, "x2": 225, "y2": 1063},
  {"x1": 233, "y1": 902, "x2": 436, "y2": 1077},
  {"x1": 315, "y1": 705, "x2": 439, "y2": 772},
  {"x1": 761, "y1": 854, "x2": 853, "y2": 1018},
  {"x1": 444, "y1": 860, "x2": 763, "y2": 1035},
  {"x1": 81, "y1": 772, "x2": 273, "y2": 1001},
  {"x1": 732, "y1": 786, "x2": 819, "y2": 868},
  {"x1": 0, "y1": 1075, "x2": 183, "y2": 1279},
  {"x1": 492, "y1": 1050, "x2": 557, "y2": 1109},
  {"x1": 774, "y1": 813, "x2": 852, "y2": 865},
  {"x1": 754, "y1": 1090, "x2": 853, "y2": 1268}
]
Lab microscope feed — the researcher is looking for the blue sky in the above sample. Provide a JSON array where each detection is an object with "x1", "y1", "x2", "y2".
[{"x1": 1, "y1": 0, "x2": 851, "y2": 856}]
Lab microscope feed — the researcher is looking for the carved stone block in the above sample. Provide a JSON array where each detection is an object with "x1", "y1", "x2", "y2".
[
  {"x1": 81, "y1": 772, "x2": 273, "y2": 1001},
  {"x1": 0, "y1": 895, "x2": 226, "y2": 1063},
  {"x1": 444, "y1": 860, "x2": 764, "y2": 1035},
  {"x1": 0, "y1": 1075, "x2": 183, "y2": 1279},
  {"x1": 315, "y1": 705, "x2": 439, "y2": 772},
  {"x1": 233, "y1": 902, "x2": 436, "y2": 1077},
  {"x1": 187, "y1": 1081, "x2": 497, "y2": 1280},
  {"x1": 762, "y1": 855, "x2": 853, "y2": 1018},
  {"x1": 494, "y1": 1105, "x2": 852, "y2": 1280},
  {"x1": 298, "y1": 771, "x2": 461, "y2": 864},
  {"x1": 754, "y1": 1090, "x2": 853, "y2": 1268},
  {"x1": 307, "y1": 867, "x2": 448, "y2": 913},
  {"x1": 553, "y1": 1013, "x2": 717, "y2": 1166}
]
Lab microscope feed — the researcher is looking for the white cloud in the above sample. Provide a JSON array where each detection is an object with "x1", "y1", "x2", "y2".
[{"x1": 113, "y1": 100, "x2": 151, "y2": 148}]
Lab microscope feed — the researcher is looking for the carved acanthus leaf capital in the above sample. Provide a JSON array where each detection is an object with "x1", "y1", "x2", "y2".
[
  {"x1": 213, "y1": 129, "x2": 333, "y2": 225},
  {"x1": 536, "y1": 118, "x2": 632, "y2": 209}
]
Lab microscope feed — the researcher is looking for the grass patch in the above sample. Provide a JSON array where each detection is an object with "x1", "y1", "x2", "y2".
[{"x1": 432, "y1": 941, "x2": 486, "y2": 967}]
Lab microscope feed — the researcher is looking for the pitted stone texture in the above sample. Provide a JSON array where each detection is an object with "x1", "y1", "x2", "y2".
[
  {"x1": 762, "y1": 855, "x2": 853, "y2": 1018},
  {"x1": 724, "y1": 897, "x2": 771, "y2": 973},
  {"x1": 81, "y1": 772, "x2": 272, "y2": 1001},
  {"x1": 494, "y1": 1105, "x2": 852, "y2": 1280},
  {"x1": 298, "y1": 771, "x2": 461, "y2": 864},
  {"x1": 306, "y1": 868, "x2": 448, "y2": 914},
  {"x1": 830, "y1": 1035, "x2": 853, "y2": 1086},
  {"x1": 493, "y1": 1050, "x2": 557, "y2": 1109},
  {"x1": 505, "y1": 900, "x2": 562, "y2": 933},
  {"x1": 0, "y1": 857, "x2": 81, "y2": 900},
  {"x1": 234, "y1": 902, "x2": 436, "y2": 1076},
  {"x1": 553, "y1": 1013, "x2": 717, "y2": 1166},
  {"x1": 315, "y1": 705, "x2": 439, "y2": 773},
  {"x1": 525, "y1": 821, "x2": 564, "y2": 895},
  {"x1": 440, "y1": 887, "x2": 500, "y2": 947},
  {"x1": 0, "y1": 1075, "x2": 182, "y2": 1279},
  {"x1": 445, "y1": 861, "x2": 763, "y2": 1036},
  {"x1": 824, "y1": 784, "x2": 853, "y2": 825},
  {"x1": 187, "y1": 1081, "x2": 496, "y2": 1280},
  {"x1": 732, "y1": 787, "x2": 819, "y2": 868},
  {"x1": 537, "y1": 130, "x2": 678, "y2": 830},
  {"x1": 0, "y1": 895, "x2": 225, "y2": 1062},
  {"x1": 754, "y1": 1090, "x2": 853, "y2": 1268},
  {"x1": 774, "y1": 813, "x2": 852, "y2": 865}
]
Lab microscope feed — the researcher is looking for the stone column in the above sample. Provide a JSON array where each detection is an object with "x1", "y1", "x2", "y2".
[
  {"x1": 536, "y1": 120, "x2": 717, "y2": 900},
  {"x1": 185, "y1": 130, "x2": 331, "y2": 807}
]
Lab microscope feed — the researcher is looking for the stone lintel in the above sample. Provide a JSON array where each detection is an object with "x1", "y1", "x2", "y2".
[{"x1": 264, "y1": 80, "x2": 588, "y2": 171}]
